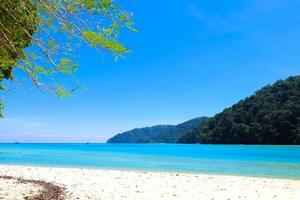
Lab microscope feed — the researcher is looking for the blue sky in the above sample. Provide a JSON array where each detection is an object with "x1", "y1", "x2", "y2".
[{"x1": 1, "y1": 0, "x2": 300, "y2": 142}]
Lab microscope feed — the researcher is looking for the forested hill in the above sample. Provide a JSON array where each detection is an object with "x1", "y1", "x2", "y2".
[
  {"x1": 106, "y1": 117, "x2": 208, "y2": 143},
  {"x1": 177, "y1": 76, "x2": 300, "y2": 144}
]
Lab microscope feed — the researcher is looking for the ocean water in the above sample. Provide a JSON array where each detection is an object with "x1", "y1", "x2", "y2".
[{"x1": 0, "y1": 144, "x2": 299, "y2": 179}]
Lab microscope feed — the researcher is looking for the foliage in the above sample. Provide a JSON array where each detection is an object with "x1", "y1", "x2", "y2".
[
  {"x1": 177, "y1": 76, "x2": 300, "y2": 144},
  {"x1": 0, "y1": 0, "x2": 135, "y2": 116},
  {"x1": 0, "y1": 0, "x2": 37, "y2": 81},
  {"x1": 107, "y1": 117, "x2": 208, "y2": 143}
]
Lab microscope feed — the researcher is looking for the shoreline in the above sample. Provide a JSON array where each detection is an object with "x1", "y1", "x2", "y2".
[
  {"x1": 0, "y1": 164, "x2": 300, "y2": 199},
  {"x1": 0, "y1": 163, "x2": 299, "y2": 181}
]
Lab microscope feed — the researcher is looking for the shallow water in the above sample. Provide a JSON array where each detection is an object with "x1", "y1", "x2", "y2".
[{"x1": 0, "y1": 143, "x2": 299, "y2": 179}]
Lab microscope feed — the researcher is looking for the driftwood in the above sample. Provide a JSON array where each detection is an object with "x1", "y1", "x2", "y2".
[{"x1": 0, "y1": 175, "x2": 65, "y2": 200}]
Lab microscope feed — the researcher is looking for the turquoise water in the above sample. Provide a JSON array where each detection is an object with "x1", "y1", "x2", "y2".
[{"x1": 0, "y1": 144, "x2": 300, "y2": 179}]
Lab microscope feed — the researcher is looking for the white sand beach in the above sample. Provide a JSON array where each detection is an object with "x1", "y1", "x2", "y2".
[
  {"x1": 0, "y1": 177, "x2": 42, "y2": 199},
  {"x1": 0, "y1": 165, "x2": 299, "y2": 200}
]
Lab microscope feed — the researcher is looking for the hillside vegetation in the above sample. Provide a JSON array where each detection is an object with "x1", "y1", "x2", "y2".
[
  {"x1": 107, "y1": 117, "x2": 207, "y2": 143},
  {"x1": 178, "y1": 76, "x2": 300, "y2": 144}
]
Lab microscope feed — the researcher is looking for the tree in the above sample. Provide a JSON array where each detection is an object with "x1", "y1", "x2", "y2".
[
  {"x1": 177, "y1": 76, "x2": 300, "y2": 145},
  {"x1": 0, "y1": 0, "x2": 135, "y2": 117}
]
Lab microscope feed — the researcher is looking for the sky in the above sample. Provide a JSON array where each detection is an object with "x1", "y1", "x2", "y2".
[{"x1": 1, "y1": 0, "x2": 300, "y2": 143}]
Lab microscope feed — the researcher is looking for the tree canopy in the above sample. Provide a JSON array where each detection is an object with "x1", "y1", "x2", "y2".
[
  {"x1": 0, "y1": 0, "x2": 135, "y2": 117},
  {"x1": 178, "y1": 76, "x2": 300, "y2": 144},
  {"x1": 107, "y1": 117, "x2": 208, "y2": 143}
]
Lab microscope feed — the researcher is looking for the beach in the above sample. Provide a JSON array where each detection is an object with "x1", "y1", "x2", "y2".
[{"x1": 0, "y1": 165, "x2": 299, "y2": 200}]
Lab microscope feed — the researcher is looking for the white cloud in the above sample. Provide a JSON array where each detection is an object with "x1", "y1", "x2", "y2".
[
  {"x1": 0, "y1": 117, "x2": 45, "y2": 128},
  {"x1": 0, "y1": 115, "x2": 183, "y2": 143}
]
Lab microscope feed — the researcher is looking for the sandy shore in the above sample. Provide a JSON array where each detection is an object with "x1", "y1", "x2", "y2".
[
  {"x1": 0, "y1": 177, "x2": 41, "y2": 199},
  {"x1": 0, "y1": 165, "x2": 299, "y2": 200}
]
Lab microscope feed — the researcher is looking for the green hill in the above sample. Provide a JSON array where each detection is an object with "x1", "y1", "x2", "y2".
[
  {"x1": 107, "y1": 117, "x2": 207, "y2": 143},
  {"x1": 177, "y1": 76, "x2": 300, "y2": 144}
]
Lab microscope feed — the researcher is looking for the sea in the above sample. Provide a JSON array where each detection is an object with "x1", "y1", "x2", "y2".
[{"x1": 0, "y1": 143, "x2": 299, "y2": 179}]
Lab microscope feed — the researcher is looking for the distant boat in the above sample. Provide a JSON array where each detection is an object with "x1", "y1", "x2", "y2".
[
  {"x1": 14, "y1": 142, "x2": 20, "y2": 144},
  {"x1": 86, "y1": 142, "x2": 90, "y2": 145}
]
